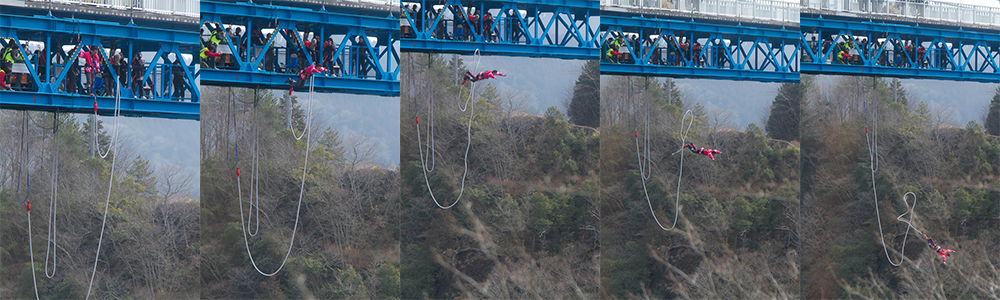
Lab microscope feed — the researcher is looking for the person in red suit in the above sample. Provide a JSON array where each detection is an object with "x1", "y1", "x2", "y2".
[
  {"x1": 285, "y1": 63, "x2": 327, "y2": 95},
  {"x1": 683, "y1": 143, "x2": 722, "y2": 160},
  {"x1": 923, "y1": 233, "x2": 956, "y2": 264}
]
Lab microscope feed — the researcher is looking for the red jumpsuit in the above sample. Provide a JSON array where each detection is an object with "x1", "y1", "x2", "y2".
[
  {"x1": 684, "y1": 143, "x2": 722, "y2": 160},
  {"x1": 461, "y1": 70, "x2": 505, "y2": 85},
  {"x1": 287, "y1": 65, "x2": 327, "y2": 94},
  {"x1": 925, "y1": 234, "x2": 956, "y2": 264},
  {"x1": 936, "y1": 247, "x2": 956, "y2": 264}
]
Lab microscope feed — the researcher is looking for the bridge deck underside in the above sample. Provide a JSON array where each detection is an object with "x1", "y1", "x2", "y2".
[
  {"x1": 599, "y1": 13, "x2": 800, "y2": 82},
  {"x1": 199, "y1": 0, "x2": 400, "y2": 96},
  {"x1": 800, "y1": 14, "x2": 1000, "y2": 82},
  {"x1": 0, "y1": 13, "x2": 201, "y2": 120}
]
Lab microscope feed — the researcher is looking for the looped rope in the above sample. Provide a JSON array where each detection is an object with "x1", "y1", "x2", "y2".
[
  {"x1": 20, "y1": 110, "x2": 39, "y2": 300},
  {"x1": 638, "y1": 104, "x2": 694, "y2": 232},
  {"x1": 94, "y1": 94, "x2": 119, "y2": 159},
  {"x1": 417, "y1": 49, "x2": 481, "y2": 209},
  {"x1": 247, "y1": 90, "x2": 261, "y2": 237},
  {"x1": 409, "y1": 53, "x2": 417, "y2": 120},
  {"x1": 86, "y1": 87, "x2": 122, "y2": 300},
  {"x1": 865, "y1": 98, "x2": 922, "y2": 267},
  {"x1": 289, "y1": 88, "x2": 308, "y2": 141},
  {"x1": 238, "y1": 76, "x2": 314, "y2": 276},
  {"x1": 225, "y1": 87, "x2": 239, "y2": 170},
  {"x1": 44, "y1": 113, "x2": 59, "y2": 279},
  {"x1": 457, "y1": 49, "x2": 481, "y2": 113},
  {"x1": 16, "y1": 111, "x2": 30, "y2": 204},
  {"x1": 421, "y1": 54, "x2": 435, "y2": 173}
]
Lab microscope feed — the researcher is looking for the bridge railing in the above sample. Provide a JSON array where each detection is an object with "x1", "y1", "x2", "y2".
[
  {"x1": 338, "y1": 0, "x2": 397, "y2": 6},
  {"x1": 601, "y1": 0, "x2": 799, "y2": 23},
  {"x1": 802, "y1": 0, "x2": 1000, "y2": 27},
  {"x1": 25, "y1": 0, "x2": 200, "y2": 18}
]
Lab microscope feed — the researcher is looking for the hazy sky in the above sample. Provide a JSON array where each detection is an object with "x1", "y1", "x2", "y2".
[
  {"x1": 284, "y1": 90, "x2": 401, "y2": 167},
  {"x1": 463, "y1": 55, "x2": 589, "y2": 115},
  {"x1": 74, "y1": 114, "x2": 200, "y2": 200},
  {"x1": 663, "y1": 78, "x2": 782, "y2": 129}
]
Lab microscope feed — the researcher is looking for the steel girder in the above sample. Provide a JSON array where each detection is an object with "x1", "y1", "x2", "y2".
[
  {"x1": 800, "y1": 15, "x2": 1000, "y2": 82},
  {"x1": 200, "y1": 0, "x2": 400, "y2": 96},
  {"x1": 400, "y1": 0, "x2": 600, "y2": 59},
  {"x1": 600, "y1": 14, "x2": 800, "y2": 82},
  {"x1": 0, "y1": 13, "x2": 200, "y2": 120}
]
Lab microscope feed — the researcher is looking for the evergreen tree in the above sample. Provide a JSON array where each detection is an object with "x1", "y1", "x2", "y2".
[
  {"x1": 987, "y1": 86, "x2": 1000, "y2": 135},
  {"x1": 660, "y1": 78, "x2": 683, "y2": 109},
  {"x1": 567, "y1": 60, "x2": 600, "y2": 127},
  {"x1": 887, "y1": 78, "x2": 909, "y2": 106},
  {"x1": 766, "y1": 76, "x2": 810, "y2": 141}
]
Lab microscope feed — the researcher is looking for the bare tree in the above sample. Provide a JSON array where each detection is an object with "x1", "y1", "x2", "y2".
[
  {"x1": 158, "y1": 162, "x2": 193, "y2": 201},
  {"x1": 932, "y1": 104, "x2": 957, "y2": 128},
  {"x1": 346, "y1": 133, "x2": 380, "y2": 170}
]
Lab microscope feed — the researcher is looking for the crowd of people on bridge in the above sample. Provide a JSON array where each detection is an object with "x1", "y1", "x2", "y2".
[
  {"x1": 602, "y1": 31, "x2": 732, "y2": 69},
  {"x1": 803, "y1": 32, "x2": 953, "y2": 70},
  {"x1": 0, "y1": 38, "x2": 181, "y2": 100},
  {"x1": 203, "y1": 22, "x2": 385, "y2": 79},
  {"x1": 401, "y1": 4, "x2": 521, "y2": 43}
]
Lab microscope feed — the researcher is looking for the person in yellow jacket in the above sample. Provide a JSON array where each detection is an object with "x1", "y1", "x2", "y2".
[
  {"x1": 604, "y1": 37, "x2": 615, "y2": 62},
  {"x1": 201, "y1": 44, "x2": 220, "y2": 69},
  {"x1": 606, "y1": 35, "x2": 624, "y2": 63},
  {"x1": 1, "y1": 41, "x2": 19, "y2": 90},
  {"x1": 210, "y1": 28, "x2": 223, "y2": 47}
]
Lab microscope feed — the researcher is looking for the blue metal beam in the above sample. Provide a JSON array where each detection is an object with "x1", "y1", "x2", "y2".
[
  {"x1": 601, "y1": 62, "x2": 798, "y2": 82},
  {"x1": 480, "y1": 0, "x2": 598, "y2": 10},
  {"x1": 801, "y1": 16, "x2": 1000, "y2": 42},
  {"x1": 199, "y1": 69, "x2": 398, "y2": 96},
  {"x1": 599, "y1": 14, "x2": 799, "y2": 82},
  {"x1": 800, "y1": 14, "x2": 1000, "y2": 82},
  {"x1": 603, "y1": 15, "x2": 800, "y2": 40},
  {"x1": 200, "y1": 1, "x2": 398, "y2": 31},
  {"x1": 401, "y1": 0, "x2": 600, "y2": 59},
  {"x1": 0, "y1": 91, "x2": 199, "y2": 120},
  {"x1": 800, "y1": 63, "x2": 1000, "y2": 82},
  {"x1": 0, "y1": 14, "x2": 200, "y2": 46},
  {"x1": 200, "y1": 0, "x2": 400, "y2": 96},
  {"x1": 1, "y1": 13, "x2": 201, "y2": 119}
]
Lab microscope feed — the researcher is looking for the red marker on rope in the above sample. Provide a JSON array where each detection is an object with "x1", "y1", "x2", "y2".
[
  {"x1": 94, "y1": 99, "x2": 98, "y2": 114},
  {"x1": 26, "y1": 201, "x2": 30, "y2": 212},
  {"x1": 416, "y1": 117, "x2": 419, "y2": 124},
  {"x1": 635, "y1": 131, "x2": 638, "y2": 138},
  {"x1": 865, "y1": 127, "x2": 868, "y2": 134},
  {"x1": 236, "y1": 167, "x2": 240, "y2": 177}
]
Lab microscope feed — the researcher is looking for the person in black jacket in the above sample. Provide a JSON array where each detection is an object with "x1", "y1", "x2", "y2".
[
  {"x1": 172, "y1": 56, "x2": 186, "y2": 100},
  {"x1": 132, "y1": 53, "x2": 146, "y2": 98}
]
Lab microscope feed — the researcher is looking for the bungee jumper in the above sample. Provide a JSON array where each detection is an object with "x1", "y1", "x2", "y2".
[
  {"x1": 923, "y1": 233, "x2": 956, "y2": 264},
  {"x1": 460, "y1": 70, "x2": 505, "y2": 85},
  {"x1": 683, "y1": 143, "x2": 722, "y2": 160},
  {"x1": 285, "y1": 63, "x2": 327, "y2": 95}
]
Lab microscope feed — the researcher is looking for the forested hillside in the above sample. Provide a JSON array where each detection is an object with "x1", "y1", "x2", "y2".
[
  {"x1": 800, "y1": 76, "x2": 1000, "y2": 298},
  {"x1": 0, "y1": 112, "x2": 199, "y2": 299},
  {"x1": 600, "y1": 76, "x2": 801, "y2": 299},
  {"x1": 399, "y1": 53, "x2": 601, "y2": 298},
  {"x1": 198, "y1": 87, "x2": 399, "y2": 298}
]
